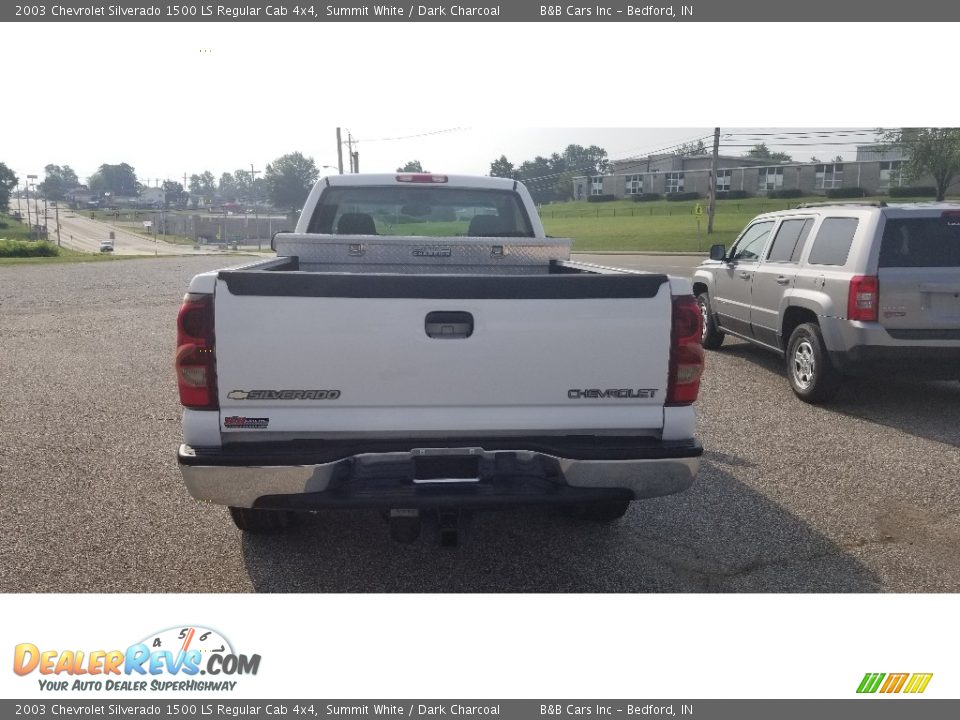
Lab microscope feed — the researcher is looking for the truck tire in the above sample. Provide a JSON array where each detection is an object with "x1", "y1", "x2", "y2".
[
  {"x1": 228, "y1": 507, "x2": 298, "y2": 533},
  {"x1": 696, "y1": 292, "x2": 725, "y2": 350},
  {"x1": 785, "y1": 323, "x2": 841, "y2": 403},
  {"x1": 562, "y1": 499, "x2": 631, "y2": 522}
]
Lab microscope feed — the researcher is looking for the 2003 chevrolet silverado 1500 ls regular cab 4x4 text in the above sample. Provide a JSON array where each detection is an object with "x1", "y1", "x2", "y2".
[{"x1": 175, "y1": 174, "x2": 704, "y2": 543}]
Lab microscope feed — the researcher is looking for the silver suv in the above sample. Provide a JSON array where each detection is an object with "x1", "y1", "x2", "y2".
[{"x1": 693, "y1": 202, "x2": 960, "y2": 402}]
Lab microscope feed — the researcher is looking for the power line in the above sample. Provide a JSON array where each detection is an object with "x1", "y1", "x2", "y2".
[{"x1": 354, "y1": 127, "x2": 467, "y2": 143}]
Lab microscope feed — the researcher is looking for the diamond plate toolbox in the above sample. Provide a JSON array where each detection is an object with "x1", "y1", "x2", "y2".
[{"x1": 273, "y1": 233, "x2": 573, "y2": 274}]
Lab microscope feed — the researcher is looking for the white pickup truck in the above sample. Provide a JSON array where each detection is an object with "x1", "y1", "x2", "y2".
[{"x1": 176, "y1": 173, "x2": 704, "y2": 543}]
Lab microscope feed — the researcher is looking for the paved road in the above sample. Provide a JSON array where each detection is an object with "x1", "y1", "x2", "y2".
[
  {"x1": 1, "y1": 255, "x2": 958, "y2": 592},
  {"x1": 18, "y1": 200, "x2": 211, "y2": 256}
]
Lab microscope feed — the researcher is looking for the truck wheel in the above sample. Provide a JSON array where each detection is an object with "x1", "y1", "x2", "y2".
[
  {"x1": 228, "y1": 507, "x2": 298, "y2": 533},
  {"x1": 562, "y1": 499, "x2": 631, "y2": 522},
  {"x1": 785, "y1": 323, "x2": 841, "y2": 403},
  {"x1": 696, "y1": 292, "x2": 725, "y2": 350}
]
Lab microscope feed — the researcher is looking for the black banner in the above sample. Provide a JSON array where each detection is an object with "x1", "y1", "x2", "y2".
[{"x1": 2, "y1": 700, "x2": 957, "y2": 719}]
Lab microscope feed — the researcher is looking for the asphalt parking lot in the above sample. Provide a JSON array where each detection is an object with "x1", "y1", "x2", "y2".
[{"x1": 1, "y1": 256, "x2": 959, "y2": 592}]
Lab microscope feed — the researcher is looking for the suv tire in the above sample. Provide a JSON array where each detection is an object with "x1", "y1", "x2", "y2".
[
  {"x1": 786, "y1": 323, "x2": 840, "y2": 403},
  {"x1": 229, "y1": 506, "x2": 298, "y2": 533},
  {"x1": 696, "y1": 292, "x2": 725, "y2": 350}
]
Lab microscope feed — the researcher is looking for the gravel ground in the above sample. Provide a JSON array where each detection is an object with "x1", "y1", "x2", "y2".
[{"x1": 1, "y1": 256, "x2": 958, "y2": 592}]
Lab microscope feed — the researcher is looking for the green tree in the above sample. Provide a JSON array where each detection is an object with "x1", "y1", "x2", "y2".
[
  {"x1": 233, "y1": 169, "x2": 254, "y2": 202},
  {"x1": 517, "y1": 155, "x2": 558, "y2": 204},
  {"x1": 673, "y1": 139, "x2": 708, "y2": 156},
  {"x1": 397, "y1": 160, "x2": 423, "y2": 172},
  {"x1": 882, "y1": 128, "x2": 960, "y2": 200},
  {"x1": 87, "y1": 163, "x2": 138, "y2": 196},
  {"x1": 552, "y1": 145, "x2": 608, "y2": 200},
  {"x1": 489, "y1": 155, "x2": 518, "y2": 179},
  {"x1": 264, "y1": 152, "x2": 319, "y2": 210},
  {"x1": 162, "y1": 180, "x2": 186, "y2": 208},
  {"x1": 188, "y1": 171, "x2": 216, "y2": 203},
  {"x1": 746, "y1": 143, "x2": 792, "y2": 163},
  {"x1": 218, "y1": 172, "x2": 237, "y2": 202},
  {"x1": 0, "y1": 162, "x2": 18, "y2": 213},
  {"x1": 562, "y1": 144, "x2": 608, "y2": 175},
  {"x1": 39, "y1": 164, "x2": 79, "y2": 201}
]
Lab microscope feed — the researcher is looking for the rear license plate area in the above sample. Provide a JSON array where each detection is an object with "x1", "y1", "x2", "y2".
[{"x1": 413, "y1": 456, "x2": 481, "y2": 484}]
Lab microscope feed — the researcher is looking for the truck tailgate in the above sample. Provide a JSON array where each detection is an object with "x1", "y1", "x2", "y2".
[{"x1": 213, "y1": 271, "x2": 672, "y2": 437}]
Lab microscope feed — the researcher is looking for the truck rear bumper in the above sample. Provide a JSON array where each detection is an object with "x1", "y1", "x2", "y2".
[{"x1": 177, "y1": 437, "x2": 701, "y2": 510}]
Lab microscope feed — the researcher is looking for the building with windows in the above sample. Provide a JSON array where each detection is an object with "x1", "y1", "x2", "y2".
[{"x1": 571, "y1": 144, "x2": 949, "y2": 200}]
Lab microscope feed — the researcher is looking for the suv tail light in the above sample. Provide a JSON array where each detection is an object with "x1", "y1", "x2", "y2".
[
  {"x1": 666, "y1": 295, "x2": 705, "y2": 406},
  {"x1": 847, "y1": 275, "x2": 879, "y2": 322},
  {"x1": 176, "y1": 293, "x2": 218, "y2": 410}
]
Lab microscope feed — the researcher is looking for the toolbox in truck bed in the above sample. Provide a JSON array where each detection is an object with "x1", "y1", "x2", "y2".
[{"x1": 272, "y1": 232, "x2": 573, "y2": 274}]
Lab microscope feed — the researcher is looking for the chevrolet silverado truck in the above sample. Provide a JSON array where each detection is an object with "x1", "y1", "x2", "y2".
[{"x1": 175, "y1": 173, "x2": 704, "y2": 543}]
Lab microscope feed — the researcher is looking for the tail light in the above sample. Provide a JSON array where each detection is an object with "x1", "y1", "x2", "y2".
[
  {"x1": 396, "y1": 174, "x2": 448, "y2": 183},
  {"x1": 847, "y1": 275, "x2": 879, "y2": 322},
  {"x1": 176, "y1": 293, "x2": 218, "y2": 410},
  {"x1": 666, "y1": 295, "x2": 705, "y2": 406}
]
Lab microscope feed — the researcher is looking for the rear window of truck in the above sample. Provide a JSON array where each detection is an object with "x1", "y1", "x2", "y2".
[
  {"x1": 879, "y1": 216, "x2": 960, "y2": 267},
  {"x1": 306, "y1": 187, "x2": 535, "y2": 238}
]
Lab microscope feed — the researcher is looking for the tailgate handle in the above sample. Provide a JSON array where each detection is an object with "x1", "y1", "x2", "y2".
[{"x1": 425, "y1": 311, "x2": 474, "y2": 339}]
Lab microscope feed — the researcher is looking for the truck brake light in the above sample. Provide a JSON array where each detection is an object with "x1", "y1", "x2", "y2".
[
  {"x1": 396, "y1": 174, "x2": 448, "y2": 183},
  {"x1": 847, "y1": 275, "x2": 879, "y2": 322},
  {"x1": 175, "y1": 293, "x2": 218, "y2": 410},
  {"x1": 666, "y1": 295, "x2": 705, "y2": 406}
]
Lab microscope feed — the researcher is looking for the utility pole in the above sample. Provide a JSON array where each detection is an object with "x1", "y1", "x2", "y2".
[
  {"x1": 16, "y1": 181, "x2": 22, "y2": 219},
  {"x1": 43, "y1": 196, "x2": 48, "y2": 238},
  {"x1": 346, "y1": 132, "x2": 355, "y2": 173},
  {"x1": 55, "y1": 201, "x2": 61, "y2": 246},
  {"x1": 707, "y1": 127, "x2": 720, "y2": 235},
  {"x1": 26, "y1": 175, "x2": 38, "y2": 238},
  {"x1": 249, "y1": 163, "x2": 262, "y2": 250},
  {"x1": 336, "y1": 127, "x2": 344, "y2": 175},
  {"x1": 352, "y1": 151, "x2": 359, "y2": 173}
]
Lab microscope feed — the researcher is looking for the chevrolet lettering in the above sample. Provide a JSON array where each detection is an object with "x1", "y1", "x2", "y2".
[{"x1": 567, "y1": 389, "x2": 658, "y2": 399}]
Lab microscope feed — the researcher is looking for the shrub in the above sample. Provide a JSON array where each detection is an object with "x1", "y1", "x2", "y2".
[
  {"x1": 0, "y1": 240, "x2": 59, "y2": 258},
  {"x1": 665, "y1": 191, "x2": 700, "y2": 201},
  {"x1": 825, "y1": 187, "x2": 868, "y2": 199},
  {"x1": 586, "y1": 194, "x2": 617, "y2": 203},
  {"x1": 716, "y1": 190, "x2": 750, "y2": 200},
  {"x1": 888, "y1": 186, "x2": 937, "y2": 198},
  {"x1": 767, "y1": 188, "x2": 804, "y2": 199},
  {"x1": 630, "y1": 192, "x2": 662, "y2": 202}
]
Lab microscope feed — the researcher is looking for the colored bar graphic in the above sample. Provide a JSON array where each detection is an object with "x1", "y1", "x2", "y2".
[
  {"x1": 904, "y1": 673, "x2": 934, "y2": 694},
  {"x1": 857, "y1": 673, "x2": 885, "y2": 693},
  {"x1": 858, "y1": 672, "x2": 933, "y2": 694},
  {"x1": 880, "y1": 673, "x2": 909, "y2": 693}
]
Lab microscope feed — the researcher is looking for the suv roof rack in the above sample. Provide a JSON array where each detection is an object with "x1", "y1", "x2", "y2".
[{"x1": 793, "y1": 201, "x2": 888, "y2": 209}]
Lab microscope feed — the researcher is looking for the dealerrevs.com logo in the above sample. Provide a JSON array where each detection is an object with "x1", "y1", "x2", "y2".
[{"x1": 13, "y1": 626, "x2": 260, "y2": 692}]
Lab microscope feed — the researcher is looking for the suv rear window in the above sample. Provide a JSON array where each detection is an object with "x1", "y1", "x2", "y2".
[
  {"x1": 807, "y1": 217, "x2": 859, "y2": 266},
  {"x1": 879, "y1": 216, "x2": 960, "y2": 268},
  {"x1": 306, "y1": 186, "x2": 534, "y2": 238}
]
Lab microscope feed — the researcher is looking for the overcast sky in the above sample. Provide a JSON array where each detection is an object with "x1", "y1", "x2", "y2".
[{"x1": 0, "y1": 23, "x2": 904, "y2": 187}]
